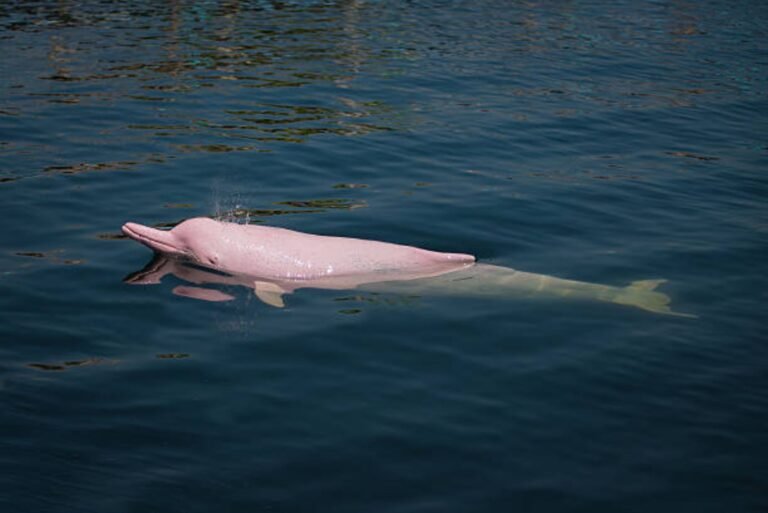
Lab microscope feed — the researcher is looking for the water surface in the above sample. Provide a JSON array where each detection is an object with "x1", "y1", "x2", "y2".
[{"x1": 1, "y1": 1, "x2": 766, "y2": 512}]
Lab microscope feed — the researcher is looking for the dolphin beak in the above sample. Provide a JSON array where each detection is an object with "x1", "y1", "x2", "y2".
[{"x1": 122, "y1": 222, "x2": 186, "y2": 256}]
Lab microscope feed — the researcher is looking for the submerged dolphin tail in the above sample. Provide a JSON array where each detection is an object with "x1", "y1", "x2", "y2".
[{"x1": 613, "y1": 279, "x2": 697, "y2": 318}]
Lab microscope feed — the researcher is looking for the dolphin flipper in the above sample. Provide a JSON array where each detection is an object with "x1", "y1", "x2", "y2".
[{"x1": 254, "y1": 281, "x2": 287, "y2": 308}]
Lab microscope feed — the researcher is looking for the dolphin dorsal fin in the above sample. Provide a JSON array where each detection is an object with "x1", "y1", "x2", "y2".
[{"x1": 254, "y1": 281, "x2": 286, "y2": 308}]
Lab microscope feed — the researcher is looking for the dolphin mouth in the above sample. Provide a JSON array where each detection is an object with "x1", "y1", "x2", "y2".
[{"x1": 122, "y1": 222, "x2": 186, "y2": 256}]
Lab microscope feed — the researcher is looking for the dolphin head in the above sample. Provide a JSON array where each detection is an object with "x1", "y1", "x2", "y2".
[{"x1": 122, "y1": 217, "x2": 224, "y2": 268}]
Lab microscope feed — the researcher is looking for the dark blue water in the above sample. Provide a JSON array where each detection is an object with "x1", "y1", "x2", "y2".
[{"x1": 1, "y1": 1, "x2": 766, "y2": 511}]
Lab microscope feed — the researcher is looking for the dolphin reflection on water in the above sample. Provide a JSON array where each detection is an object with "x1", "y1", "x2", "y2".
[{"x1": 122, "y1": 218, "x2": 694, "y2": 317}]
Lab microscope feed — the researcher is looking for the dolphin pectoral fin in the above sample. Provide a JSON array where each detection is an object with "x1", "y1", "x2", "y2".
[
  {"x1": 172, "y1": 285, "x2": 235, "y2": 302},
  {"x1": 253, "y1": 281, "x2": 287, "y2": 308}
]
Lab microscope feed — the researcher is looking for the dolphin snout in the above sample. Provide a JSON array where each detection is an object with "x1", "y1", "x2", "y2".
[{"x1": 122, "y1": 222, "x2": 185, "y2": 256}]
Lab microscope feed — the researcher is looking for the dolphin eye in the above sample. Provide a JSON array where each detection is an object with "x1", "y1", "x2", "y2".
[{"x1": 205, "y1": 254, "x2": 219, "y2": 267}]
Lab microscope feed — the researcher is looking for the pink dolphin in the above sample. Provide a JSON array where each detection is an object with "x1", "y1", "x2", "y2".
[
  {"x1": 122, "y1": 217, "x2": 695, "y2": 316},
  {"x1": 122, "y1": 217, "x2": 475, "y2": 306}
]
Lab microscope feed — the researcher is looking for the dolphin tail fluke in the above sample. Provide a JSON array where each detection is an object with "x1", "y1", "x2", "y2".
[
  {"x1": 628, "y1": 278, "x2": 667, "y2": 291},
  {"x1": 614, "y1": 279, "x2": 697, "y2": 318}
]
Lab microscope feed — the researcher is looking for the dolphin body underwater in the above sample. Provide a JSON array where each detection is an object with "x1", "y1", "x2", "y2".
[{"x1": 122, "y1": 217, "x2": 694, "y2": 317}]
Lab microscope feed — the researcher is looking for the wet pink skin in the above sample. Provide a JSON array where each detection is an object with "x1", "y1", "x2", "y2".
[{"x1": 122, "y1": 217, "x2": 475, "y2": 283}]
